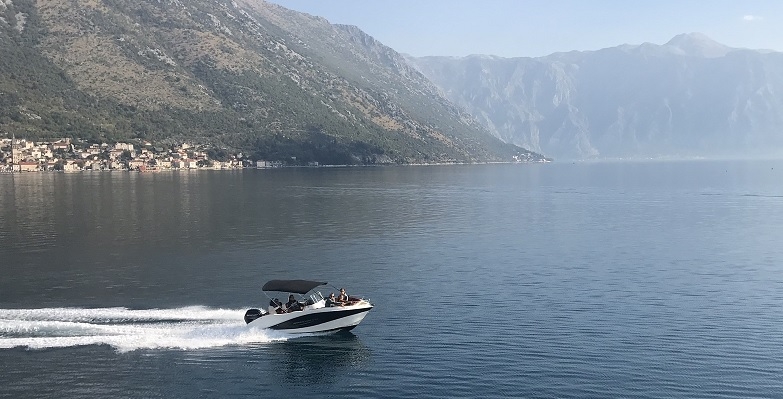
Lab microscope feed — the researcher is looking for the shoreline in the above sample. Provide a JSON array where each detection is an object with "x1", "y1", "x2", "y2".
[{"x1": 0, "y1": 159, "x2": 552, "y2": 175}]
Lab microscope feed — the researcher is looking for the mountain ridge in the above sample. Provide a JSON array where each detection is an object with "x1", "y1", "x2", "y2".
[
  {"x1": 407, "y1": 34, "x2": 783, "y2": 160},
  {"x1": 0, "y1": 0, "x2": 544, "y2": 164}
]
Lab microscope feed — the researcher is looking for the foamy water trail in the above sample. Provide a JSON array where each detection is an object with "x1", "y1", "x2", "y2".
[{"x1": 0, "y1": 306, "x2": 289, "y2": 352}]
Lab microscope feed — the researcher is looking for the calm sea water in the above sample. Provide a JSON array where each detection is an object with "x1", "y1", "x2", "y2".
[{"x1": 1, "y1": 161, "x2": 782, "y2": 398}]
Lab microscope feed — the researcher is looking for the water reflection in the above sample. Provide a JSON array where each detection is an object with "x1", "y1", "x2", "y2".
[{"x1": 268, "y1": 333, "x2": 371, "y2": 385}]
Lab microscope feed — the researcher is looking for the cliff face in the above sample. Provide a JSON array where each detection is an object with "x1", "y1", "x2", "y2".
[
  {"x1": 0, "y1": 0, "x2": 542, "y2": 164},
  {"x1": 408, "y1": 34, "x2": 783, "y2": 160}
]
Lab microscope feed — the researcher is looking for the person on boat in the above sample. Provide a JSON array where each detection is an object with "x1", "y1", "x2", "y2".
[
  {"x1": 337, "y1": 288, "x2": 350, "y2": 305},
  {"x1": 269, "y1": 298, "x2": 285, "y2": 314},
  {"x1": 285, "y1": 294, "x2": 305, "y2": 312},
  {"x1": 325, "y1": 292, "x2": 340, "y2": 307}
]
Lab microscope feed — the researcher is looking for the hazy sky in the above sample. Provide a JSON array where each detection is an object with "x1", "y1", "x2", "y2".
[{"x1": 269, "y1": 0, "x2": 783, "y2": 58}]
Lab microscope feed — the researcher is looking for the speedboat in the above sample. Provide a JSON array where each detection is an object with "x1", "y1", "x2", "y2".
[{"x1": 244, "y1": 279, "x2": 373, "y2": 333}]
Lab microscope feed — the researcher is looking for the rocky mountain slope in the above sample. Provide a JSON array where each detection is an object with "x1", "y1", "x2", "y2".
[
  {"x1": 408, "y1": 33, "x2": 783, "y2": 160},
  {"x1": 0, "y1": 0, "x2": 543, "y2": 164}
]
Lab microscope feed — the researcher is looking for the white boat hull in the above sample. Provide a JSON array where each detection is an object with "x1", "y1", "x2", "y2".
[{"x1": 247, "y1": 302, "x2": 373, "y2": 334}]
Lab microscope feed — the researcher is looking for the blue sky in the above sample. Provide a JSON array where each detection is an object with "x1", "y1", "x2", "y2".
[{"x1": 269, "y1": 0, "x2": 783, "y2": 57}]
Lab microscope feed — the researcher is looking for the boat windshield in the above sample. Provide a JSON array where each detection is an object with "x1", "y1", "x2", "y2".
[{"x1": 309, "y1": 291, "x2": 324, "y2": 304}]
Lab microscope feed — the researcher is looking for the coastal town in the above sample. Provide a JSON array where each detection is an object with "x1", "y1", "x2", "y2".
[
  {"x1": 0, "y1": 137, "x2": 286, "y2": 172},
  {"x1": 1, "y1": 136, "x2": 541, "y2": 173}
]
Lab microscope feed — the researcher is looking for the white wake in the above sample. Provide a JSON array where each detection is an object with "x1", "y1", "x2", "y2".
[{"x1": 0, "y1": 306, "x2": 288, "y2": 352}]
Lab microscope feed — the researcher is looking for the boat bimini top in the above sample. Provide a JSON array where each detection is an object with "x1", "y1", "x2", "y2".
[{"x1": 262, "y1": 279, "x2": 327, "y2": 294}]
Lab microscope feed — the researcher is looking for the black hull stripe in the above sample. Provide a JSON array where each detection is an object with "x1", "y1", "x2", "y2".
[
  {"x1": 313, "y1": 325, "x2": 358, "y2": 334},
  {"x1": 269, "y1": 308, "x2": 371, "y2": 330}
]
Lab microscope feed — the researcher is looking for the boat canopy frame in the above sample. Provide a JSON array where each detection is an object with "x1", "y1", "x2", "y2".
[{"x1": 262, "y1": 279, "x2": 328, "y2": 294}]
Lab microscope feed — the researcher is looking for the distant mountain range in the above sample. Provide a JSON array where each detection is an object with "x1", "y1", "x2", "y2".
[
  {"x1": 408, "y1": 33, "x2": 783, "y2": 160},
  {"x1": 0, "y1": 0, "x2": 543, "y2": 165},
  {"x1": 4, "y1": 0, "x2": 779, "y2": 163}
]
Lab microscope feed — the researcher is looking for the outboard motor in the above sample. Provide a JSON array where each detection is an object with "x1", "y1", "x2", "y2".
[{"x1": 244, "y1": 308, "x2": 263, "y2": 324}]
